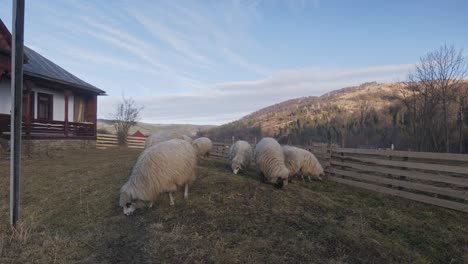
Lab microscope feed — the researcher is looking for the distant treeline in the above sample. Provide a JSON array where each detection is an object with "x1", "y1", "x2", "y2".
[{"x1": 200, "y1": 46, "x2": 468, "y2": 153}]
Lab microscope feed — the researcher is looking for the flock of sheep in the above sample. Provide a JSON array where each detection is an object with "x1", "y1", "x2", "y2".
[{"x1": 119, "y1": 132, "x2": 324, "y2": 215}]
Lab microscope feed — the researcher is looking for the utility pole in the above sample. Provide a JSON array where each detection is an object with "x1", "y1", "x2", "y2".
[{"x1": 10, "y1": 0, "x2": 25, "y2": 227}]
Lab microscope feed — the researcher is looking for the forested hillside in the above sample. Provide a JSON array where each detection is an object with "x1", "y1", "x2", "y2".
[{"x1": 200, "y1": 81, "x2": 468, "y2": 153}]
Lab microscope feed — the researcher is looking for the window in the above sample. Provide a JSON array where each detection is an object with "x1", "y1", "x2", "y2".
[{"x1": 37, "y1": 93, "x2": 53, "y2": 120}]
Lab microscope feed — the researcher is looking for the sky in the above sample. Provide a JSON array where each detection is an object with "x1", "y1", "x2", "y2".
[{"x1": 0, "y1": 0, "x2": 467, "y2": 125}]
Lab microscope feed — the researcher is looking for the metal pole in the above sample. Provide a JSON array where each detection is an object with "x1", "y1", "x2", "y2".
[{"x1": 10, "y1": 0, "x2": 25, "y2": 227}]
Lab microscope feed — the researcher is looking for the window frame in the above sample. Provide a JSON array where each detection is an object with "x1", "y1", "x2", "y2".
[{"x1": 37, "y1": 92, "x2": 53, "y2": 120}]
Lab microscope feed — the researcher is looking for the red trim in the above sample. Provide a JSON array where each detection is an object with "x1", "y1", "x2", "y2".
[
  {"x1": 0, "y1": 19, "x2": 12, "y2": 49},
  {"x1": 64, "y1": 91, "x2": 70, "y2": 137}
]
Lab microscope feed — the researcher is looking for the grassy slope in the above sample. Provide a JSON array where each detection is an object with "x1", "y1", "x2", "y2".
[{"x1": 0, "y1": 149, "x2": 467, "y2": 263}]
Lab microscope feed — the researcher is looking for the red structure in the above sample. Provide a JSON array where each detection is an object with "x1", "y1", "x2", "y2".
[{"x1": 131, "y1": 130, "x2": 146, "y2": 138}]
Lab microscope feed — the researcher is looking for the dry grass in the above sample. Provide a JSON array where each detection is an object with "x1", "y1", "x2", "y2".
[{"x1": 0, "y1": 148, "x2": 467, "y2": 263}]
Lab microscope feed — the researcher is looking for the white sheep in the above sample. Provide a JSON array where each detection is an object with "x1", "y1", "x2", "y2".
[
  {"x1": 181, "y1": 134, "x2": 193, "y2": 143},
  {"x1": 119, "y1": 139, "x2": 197, "y2": 215},
  {"x1": 145, "y1": 131, "x2": 192, "y2": 148},
  {"x1": 282, "y1": 145, "x2": 324, "y2": 182},
  {"x1": 228, "y1": 140, "x2": 253, "y2": 174},
  {"x1": 192, "y1": 137, "x2": 213, "y2": 158},
  {"x1": 254, "y1": 137, "x2": 290, "y2": 188}
]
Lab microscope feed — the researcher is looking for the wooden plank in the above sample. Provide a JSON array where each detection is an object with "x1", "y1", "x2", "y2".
[
  {"x1": 128, "y1": 146, "x2": 144, "y2": 149},
  {"x1": 331, "y1": 160, "x2": 468, "y2": 187},
  {"x1": 97, "y1": 141, "x2": 118, "y2": 145},
  {"x1": 127, "y1": 136, "x2": 147, "y2": 140},
  {"x1": 333, "y1": 148, "x2": 468, "y2": 162},
  {"x1": 329, "y1": 176, "x2": 468, "y2": 213},
  {"x1": 128, "y1": 145, "x2": 144, "y2": 148},
  {"x1": 126, "y1": 141, "x2": 145, "y2": 144},
  {"x1": 332, "y1": 154, "x2": 468, "y2": 175},
  {"x1": 127, "y1": 139, "x2": 145, "y2": 143},
  {"x1": 127, "y1": 142, "x2": 144, "y2": 145},
  {"x1": 97, "y1": 134, "x2": 117, "y2": 138},
  {"x1": 96, "y1": 137, "x2": 117, "y2": 141},
  {"x1": 329, "y1": 168, "x2": 468, "y2": 200}
]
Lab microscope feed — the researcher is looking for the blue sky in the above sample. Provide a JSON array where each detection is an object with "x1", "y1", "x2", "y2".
[{"x1": 0, "y1": 0, "x2": 467, "y2": 124}]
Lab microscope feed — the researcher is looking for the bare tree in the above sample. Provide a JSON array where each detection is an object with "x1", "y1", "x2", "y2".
[
  {"x1": 408, "y1": 45, "x2": 467, "y2": 152},
  {"x1": 113, "y1": 96, "x2": 143, "y2": 146}
]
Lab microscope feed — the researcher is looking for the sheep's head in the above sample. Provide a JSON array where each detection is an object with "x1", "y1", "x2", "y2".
[
  {"x1": 119, "y1": 191, "x2": 146, "y2": 216},
  {"x1": 231, "y1": 161, "x2": 241, "y2": 174},
  {"x1": 302, "y1": 156, "x2": 325, "y2": 181},
  {"x1": 119, "y1": 191, "x2": 135, "y2": 216},
  {"x1": 272, "y1": 167, "x2": 290, "y2": 188}
]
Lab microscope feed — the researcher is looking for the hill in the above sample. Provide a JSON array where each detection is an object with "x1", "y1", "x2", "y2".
[
  {"x1": 241, "y1": 81, "x2": 400, "y2": 134},
  {"x1": 97, "y1": 119, "x2": 215, "y2": 137},
  {"x1": 200, "y1": 81, "x2": 404, "y2": 146}
]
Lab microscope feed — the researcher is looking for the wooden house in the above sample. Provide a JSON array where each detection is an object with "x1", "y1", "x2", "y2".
[{"x1": 0, "y1": 19, "x2": 106, "y2": 154}]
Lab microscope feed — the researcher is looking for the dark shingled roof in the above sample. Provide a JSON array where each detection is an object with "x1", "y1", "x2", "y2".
[{"x1": 23, "y1": 46, "x2": 106, "y2": 95}]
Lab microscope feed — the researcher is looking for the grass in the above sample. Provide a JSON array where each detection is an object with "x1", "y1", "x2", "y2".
[{"x1": 0, "y1": 148, "x2": 467, "y2": 263}]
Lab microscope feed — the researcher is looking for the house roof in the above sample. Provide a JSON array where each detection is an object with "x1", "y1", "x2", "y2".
[
  {"x1": 131, "y1": 130, "x2": 146, "y2": 137},
  {"x1": 23, "y1": 46, "x2": 106, "y2": 95},
  {"x1": 0, "y1": 19, "x2": 105, "y2": 95}
]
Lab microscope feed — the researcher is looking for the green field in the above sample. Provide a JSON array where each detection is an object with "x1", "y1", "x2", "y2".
[{"x1": 0, "y1": 148, "x2": 467, "y2": 263}]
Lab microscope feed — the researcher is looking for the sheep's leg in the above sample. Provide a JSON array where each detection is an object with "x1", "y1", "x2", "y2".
[
  {"x1": 184, "y1": 184, "x2": 189, "y2": 199},
  {"x1": 301, "y1": 174, "x2": 305, "y2": 182},
  {"x1": 169, "y1": 192, "x2": 175, "y2": 206}
]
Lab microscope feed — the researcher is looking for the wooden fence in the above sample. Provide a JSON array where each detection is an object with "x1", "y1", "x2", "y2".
[
  {"x1": 208, "y1": 142, "x2": 468, "y2": 213},
  {"x1": 96, "y1": 134, "x2": 145, "y2": 149},
  {"x1": 327, "y1": 148, "x2": 468, "y2": 213},
  {"x1": 210, "y1": 142, "x2": 231, "y2": 160}
]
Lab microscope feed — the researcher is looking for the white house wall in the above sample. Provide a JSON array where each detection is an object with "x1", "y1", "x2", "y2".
[
  {"x1": 31, "y1": 84, "x2": 74, "y2": 121},
  {"x1": 0, "y1": 78, "x2": 11, "y2": 114},
  {"x1": 0, "y1": 79, "x2": 75, "y2": 122}
]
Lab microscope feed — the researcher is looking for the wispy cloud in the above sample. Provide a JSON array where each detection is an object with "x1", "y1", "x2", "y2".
[
  {"x1": 98, "y1": 63, "x2": 413, "y2": 124},
  {"x1": 130, "y1": 12, "x2": 214, "y2": 68}
]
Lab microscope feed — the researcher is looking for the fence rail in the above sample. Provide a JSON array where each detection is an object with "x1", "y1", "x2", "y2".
[
  {"x1": 96, "y1": 134, "x2": 145, "y2": 149},
  {"x1": 327, "y1": 147, "x2": 468, "y2": 213},
  {"x1": 208, "y1": 141, "x2": 468, "y2": 213}
]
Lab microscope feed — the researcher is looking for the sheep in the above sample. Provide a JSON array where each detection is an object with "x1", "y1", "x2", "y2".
[
  {"x1": 282, "y1": 145, "x2": 324, "y2": 182},
  {"x1": 181, "y1": 134, "x2": 193, "y2": 143},
  {"x1": 145, "y1": 131, "x2": 192, "y2": 148},
  {"x1": 119, "y1": 139, "x2": 197, "y2": 215},
  {"x1": 192, "y1": 137, "x2": 213, "y2": 158},
  {"x1": 254, "y1": 137, "x2": 290, "y2": 188},
  {"x1": 228, "y1": 140, "x2": 253, "y2": 174}
]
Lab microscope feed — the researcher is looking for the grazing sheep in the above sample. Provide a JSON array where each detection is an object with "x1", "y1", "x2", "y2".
[
  {"x1": 229, "y1": 140, "x2": 253, "y2": 174},
  {"x1": 181, "y1": 135, "x2": 193, "y2": 143},
  {"x1": 254, "y1": 137, "x2": 290, "y2": 188},
  {"x1": 192, "y1": 137, "x2": 213, "y2": 158},
  {"x1": 282, "y1": 145, "x2": 324, "y2": 182},
  {"x1": 145, "y1": 131, "x2": 192, "y2": 148},
  {"x1": 119, "y1": 139, "x2": 197, "y2": 215}
]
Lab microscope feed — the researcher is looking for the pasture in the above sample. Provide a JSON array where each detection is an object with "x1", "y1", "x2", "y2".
[{"x1": 0, "y1": 148, "x2": 467, "y2": 263}]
